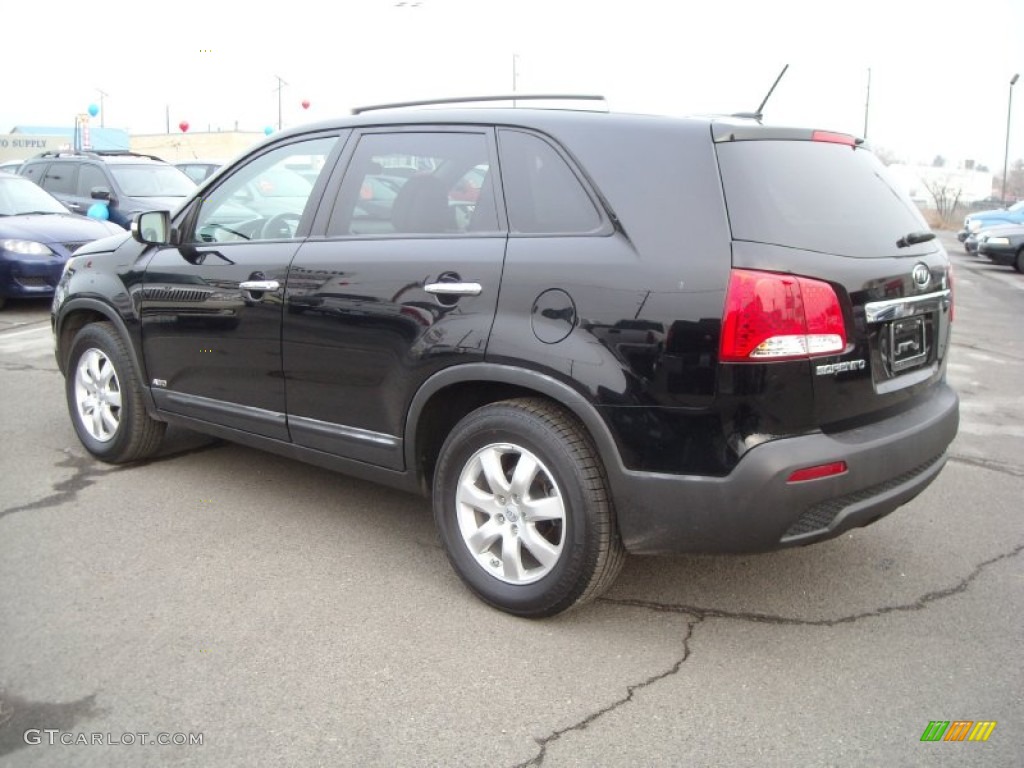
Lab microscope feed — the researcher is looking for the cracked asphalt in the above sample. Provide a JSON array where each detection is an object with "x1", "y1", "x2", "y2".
[{"x1": 1, "y1": 231, "x2": 1021, "y2": 766}]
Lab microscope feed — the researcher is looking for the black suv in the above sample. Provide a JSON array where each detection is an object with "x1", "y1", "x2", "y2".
[
  {"x1": 51, "y1": 97, "x2": 959, "y2": 617},
  {"x1": 19, "y1": 150, "x2": 195, "y2": 229}
]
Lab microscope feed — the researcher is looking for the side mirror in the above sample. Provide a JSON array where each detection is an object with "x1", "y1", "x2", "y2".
[
  {"x1": 90, "y1": 186, "x2": 113, "y2": 203},
  {"x1": 132, "y1": 211, "x2": 171, "y2": 245}
]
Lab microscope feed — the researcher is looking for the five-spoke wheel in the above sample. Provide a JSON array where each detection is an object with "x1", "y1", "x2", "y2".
[
  {"x1": 65, "y1": 322, "x2": 165, "y2": 462},
  {"x1": 434, "y1": 398, "x2": 625, "y2": 617}
]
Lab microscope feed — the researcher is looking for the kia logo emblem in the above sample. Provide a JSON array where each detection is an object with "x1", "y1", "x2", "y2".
[{"x1": 912, "y1": 264, "x2": 930, "y2": 288}]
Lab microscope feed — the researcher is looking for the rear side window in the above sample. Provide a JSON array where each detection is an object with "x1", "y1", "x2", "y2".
[
  {"x1": 497, "y1": 130, "x2": 601, "y2": 234},
  {"x1": 42, "y1": 163, "x2": 76, "y2": 195},
  {"x1": 329, "y1": 131, "x2": 497, "y2": 236},
  {"x1": 20, "y1": 162, "x2": 47, "y2": 183},
  {"x1": 716, "y1": 140, "x2": 929, "y2": 258}
]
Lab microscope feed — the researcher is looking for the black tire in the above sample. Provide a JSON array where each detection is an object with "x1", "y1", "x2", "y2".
[
  {"x1": 65, "y1": 321, "x2": 166, "y2": 463},
  {"x1": 433, "y1": 398, "x2": 625, "y2": 618},
  {"x1": 1015, "y1": 248, "x2": 1024, "y2": 274}
]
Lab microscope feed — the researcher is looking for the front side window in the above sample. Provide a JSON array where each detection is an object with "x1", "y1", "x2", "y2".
[
  {"x1": 497, "y1": 130, "x2": 602, "y2": 234},
  {"x1": 329, "y1": 131, "x2": 497, "y2": 236},
  {"x1": 76, "y1": 165, "x2": 108, "y2": 196},
  {"x1": 191, "y1": 136, "x2": 337, "y2": 243}
]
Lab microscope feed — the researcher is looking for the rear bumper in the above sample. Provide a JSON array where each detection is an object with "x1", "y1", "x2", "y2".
[{"x1": 612, "y1": 383, "x2": 959, "y2": 554}]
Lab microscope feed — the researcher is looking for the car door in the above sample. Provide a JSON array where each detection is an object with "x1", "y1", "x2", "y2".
[
  {"x1": 69, "y1": 163, "x2": 109, "y2": 216},
  {"x1": 140, "y1": 133, "x2": 343, "y2": 440},
  {"x1": 282, "y1": 128, "x2": 507, "y2": 468}
]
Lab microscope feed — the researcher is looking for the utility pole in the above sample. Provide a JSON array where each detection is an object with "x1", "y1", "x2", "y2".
[
  {"x1": 165, "y1": 105, "x2": 170, "y2": 134},
  {"x1": 1002, "y1": 74, "x2": 1019, "y2": 203},
  {"x1": 863, "y1": 68, "x2": 871, "y2": 139},
  {"x1": 97, "y1": 89, "x2": 109, "y2": 128},
  {"x1": 512, "y1": 54, "x2": 520, "y2": 108},
  {"x1": 274, "y1": 75, "x2": 289, "y2": 130}
]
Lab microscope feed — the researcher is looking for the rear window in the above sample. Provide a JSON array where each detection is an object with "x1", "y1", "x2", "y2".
[{"x1": 716, "y1": 140, "x2": 929, "y2": 258}]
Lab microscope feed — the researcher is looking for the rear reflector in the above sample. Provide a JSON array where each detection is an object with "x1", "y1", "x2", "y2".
[
  {"x1": 719, "y1": 269, "x2": 847, "y2": 362},
  {"x1": 787, "y1": 461, "x2": 848, "y2": 483}
]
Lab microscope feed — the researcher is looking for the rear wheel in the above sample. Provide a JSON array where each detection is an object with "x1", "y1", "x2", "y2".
[
  {"x1": 1015, "y1": 247, "x2": 1024, "y2": 273},
  {"x1": 66, "y1": 322, "x2": 165, "y2": 463},
  {"x1": 433, "y1": 398, "x2": 625, "y2": 617}
]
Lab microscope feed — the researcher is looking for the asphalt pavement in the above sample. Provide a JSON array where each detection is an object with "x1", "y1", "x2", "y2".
[{"x1": 0, "y1": 231, "x2": 1021, "y2": 766}]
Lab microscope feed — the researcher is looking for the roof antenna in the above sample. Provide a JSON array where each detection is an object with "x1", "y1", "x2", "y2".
[{"x1": 733, "y1": 64, "x2": 789, "y2": 121}]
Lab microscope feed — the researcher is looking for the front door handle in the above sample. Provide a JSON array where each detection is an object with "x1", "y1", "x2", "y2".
[
  {"x1": 424, "y1": 281, "x2": 482, "y2": 297},
  {"x1": 239, "y1": 280, "x2": 281, "y2": 292}
]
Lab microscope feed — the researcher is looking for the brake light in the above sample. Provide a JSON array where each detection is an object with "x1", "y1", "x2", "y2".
[
  {"x1": 720, "y1": 269, "x2": 847, "y2": 362},
  {"x1": 812, "y1": 130, "x2": 856, "y2": 146},
  {"x1": 787, "y1": 461, "x2": 848, "y2": 483}
]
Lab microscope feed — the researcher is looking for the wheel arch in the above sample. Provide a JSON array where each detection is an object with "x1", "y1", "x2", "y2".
[
  {"x1": 405, "y1": 364, "x2": 625, "y2": 495},
  {"x1": 55, "y1": 298, "x2": 156, "y2": 413}
]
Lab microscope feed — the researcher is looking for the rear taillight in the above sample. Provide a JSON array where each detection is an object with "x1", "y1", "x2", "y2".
[
  {"x1": 947, "y1": 263, "x2": 954, "y2": 323},
  {"x1": 719, "y1": 269, "x2": 847, "y2": 362}
]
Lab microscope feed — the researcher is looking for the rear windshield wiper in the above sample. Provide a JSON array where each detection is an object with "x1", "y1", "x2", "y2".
[{"x1": 896, "y1": 231, "x2": 935, "y2": 248}]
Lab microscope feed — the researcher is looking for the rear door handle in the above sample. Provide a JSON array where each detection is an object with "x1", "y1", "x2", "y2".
[
  {"x1": 239, "y1": 280, "x2": 281, "y2": 292},
  {"x1": 424, "y1": 282, "x2": 482, "y2": 297}
]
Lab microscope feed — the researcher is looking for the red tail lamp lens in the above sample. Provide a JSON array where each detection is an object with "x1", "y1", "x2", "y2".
[{"x1": 720, "y1": 270, "x2": 846, "y2": 362}]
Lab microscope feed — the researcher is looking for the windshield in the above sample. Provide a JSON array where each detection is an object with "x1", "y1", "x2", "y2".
[
  {"x1": 0, "y1": 175, "x2": 68, "y2": 215},
  {"x1": 109, "y1": 165, "x2": 196, "y2": 197},
  {"x1": 717, "y1": 140, "x2": 931, "y2": 258},
  {"x1": 1009, "y1": 200, "x2": 1024, "y2": 213}
]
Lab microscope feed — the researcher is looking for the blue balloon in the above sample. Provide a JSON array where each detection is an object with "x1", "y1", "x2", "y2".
[
  {"x1": 88, "y1": 103, "x2": 99, "y2": 117},
  {"x1": 264, "y1": 126, "x2": 274, "y2": 136},
  {"x1": 87, "y1": 202, "x2": 109, "y2": 220}
]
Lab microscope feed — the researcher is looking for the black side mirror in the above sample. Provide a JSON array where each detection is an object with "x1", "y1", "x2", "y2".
[{"x1": 90, "y1": 186, "x2": 113, "y2": 202}]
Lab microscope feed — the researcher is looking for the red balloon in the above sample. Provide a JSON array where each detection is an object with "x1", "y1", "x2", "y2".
[
  {"x1": 301, "y1": 100, "x2": 311, "y2": 110},
  {"x1": 179, "y1": 121, "x2": 189, "y2": 133}
]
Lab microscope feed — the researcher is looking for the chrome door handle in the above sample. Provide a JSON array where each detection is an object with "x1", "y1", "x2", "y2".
[
  {"x1": 424, "y1": 282, "x2": 482, "y2": 297},
  {"x1": 239, "y1": 280, "x2": 280, "y2": 292}
]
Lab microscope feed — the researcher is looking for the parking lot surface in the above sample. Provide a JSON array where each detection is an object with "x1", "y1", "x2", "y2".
[{"x1": 0, "y1": 231, "x2": 1021, "y2": 766}]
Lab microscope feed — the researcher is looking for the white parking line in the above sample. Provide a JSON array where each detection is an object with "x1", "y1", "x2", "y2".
[{"x1": 0, "y1": 324, "x2": 51, "y2": 339}]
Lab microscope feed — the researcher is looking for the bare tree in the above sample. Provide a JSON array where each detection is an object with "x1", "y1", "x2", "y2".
[
  {"x1": 993, "y1": 158, "x2": 1024, "y2": 202},
  {"x1": 922, "y1": 175, "x2": 963, "y2": 225},
  {"x1": 872, "y1": 145, "x2": 901, "y2": 166}
]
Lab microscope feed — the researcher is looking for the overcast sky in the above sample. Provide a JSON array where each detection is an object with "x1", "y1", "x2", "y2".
[{"x1": 4, "y1": 0, "x2": 1022, "y2": 169}]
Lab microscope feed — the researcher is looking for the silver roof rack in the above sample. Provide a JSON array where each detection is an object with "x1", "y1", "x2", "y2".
[{"x1": 352, "y1": 94, "x2": 606, "y2": 115}]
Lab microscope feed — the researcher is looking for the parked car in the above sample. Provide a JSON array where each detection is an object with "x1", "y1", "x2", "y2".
[
  {"x1": 173, "y1": 160, "x2": 224, "y2": 184},
  {"x1": 0, "y1": 159, "x2": 24, "y2": 174},
  {"x1": 958, "y1": 200, "x2": 1024, "y2": 242},
  {"x1": 19, "y1": 150, "x2": 195, "y2": 229},
  {"x1": 0, "y1": 171, "x2": 122, "y2": 309},
  {"x1": 51, "y1": 97, "x2": 958, "y2": 617},
  {"x1": 977, "y1": 223, "x2": 1024, "y2": 272}
]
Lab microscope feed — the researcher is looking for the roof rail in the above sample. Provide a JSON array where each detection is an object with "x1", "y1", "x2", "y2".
[
  {"x1": 352, "y1": 94, "x2": 606, "y2": 115},
  {"x1": 28, "y1": 149, "x2": 166, "y2": 162}
]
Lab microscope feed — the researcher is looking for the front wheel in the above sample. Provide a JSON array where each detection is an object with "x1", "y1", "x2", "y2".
[
  {"x1": 1015, "y1": 248, "x2": 1024, "y2": 274},
  {"x1": 433, "y1": 398, "x2": 625, "y2": 617},
  {"x1": 66, "y1": 321, "x2": 166, "y2": 463}
]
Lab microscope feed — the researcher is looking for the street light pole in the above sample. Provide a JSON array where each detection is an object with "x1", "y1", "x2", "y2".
[
  {"x1": 274, "y1": 75, "x2": 288, "y2": 130},
  {"x1": 863, "y1": 68, "x2": 871, "y2": 139},
  {"x1": 1001, "y1": 73, "x2": 1019, "y2": 204}
]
